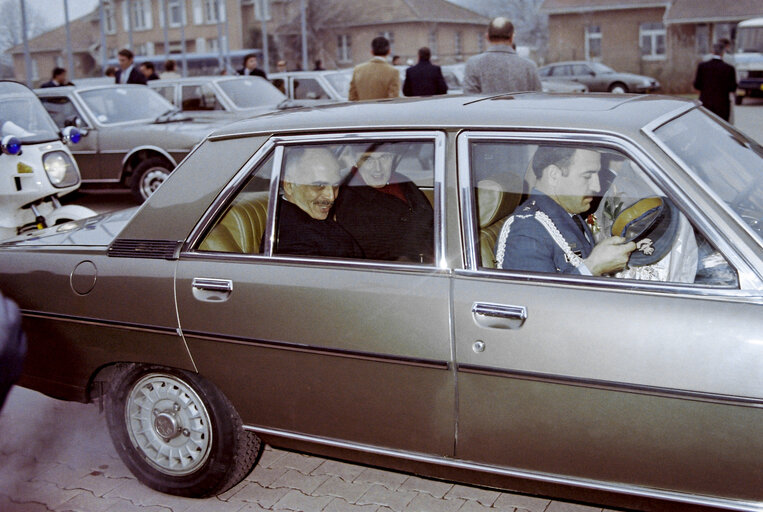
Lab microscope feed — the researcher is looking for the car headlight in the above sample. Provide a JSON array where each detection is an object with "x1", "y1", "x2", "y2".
[{"x1": 43, "y1": 151, "x2": 79, "y2": 188}]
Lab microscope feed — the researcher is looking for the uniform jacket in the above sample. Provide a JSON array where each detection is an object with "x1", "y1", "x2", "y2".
[
  {"x1": 114, "y1": 66, "x2": 148, "y2": 85},
  {"x1": 693, "y1": 56, "x2": 737, "y2": 122},
  {"x1": 348, "y1": 57, "x2": 400, "y2": 101},
  {"x1": 274, "y1": 198, "x2": 363, "y2": 259},
  {"x1": 495, "y1": 191, "x2": 594, "y2": 274},
  {"x1": 463, "y1": 44, "x2": 542, "y2": 95},
  {"x1": 403, "y1": 61, "x2": 448, "y2": 96},
  {"x1": 334, "y1": 176, "x2": 434, "y2": 262}
]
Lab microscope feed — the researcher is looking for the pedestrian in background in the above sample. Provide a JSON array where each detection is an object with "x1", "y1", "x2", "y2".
[
  {"x1": 237, "y1": 53, "x2": 267, "y2": 79},
  {"x1": 160, "y1": 59, "x2": 181, "y2": 79},
  {"x1": 114, "y1": 49, "x2": 147, "y2": 85},
  {"x1": 40, "y1": 67, "x2": 73, "y2": 88},
  {"x1": 693, "y1": 41, "x2": 737, "y2": 122},
  {"x1": 349, "y1": 36, "x2": 400, "y2": 101},
  {"x1": 277, "y1": 60, "x2": 288, "y2": 72},
  {"x1": 463, "y1": 17, "x2": 541, "y2": 94},
  {"x1": 403, "y1": 47, "x2": 448, "y2": 96},
  {"x1": 140, "y1": 61, "x2": 160, "y2": 81}
]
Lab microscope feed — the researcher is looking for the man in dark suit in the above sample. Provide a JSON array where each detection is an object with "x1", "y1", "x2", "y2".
[
  {"x1": 40, "y1": 67, "x2": 73, "y2": 88},
  {"x1": 403, "y1": 47, "x2": 448, "y2": 97},
  {"x1": 694, "y1": 42, "x2": 737, "y2": 121},
  {"x1": 495, "y1": 146, "x2": 634, "y2": 276},
  {"x1": 237, "y1": 53, "x2": 267, "y2": 79},
  {"x1": 114, "y1": 48, "x2": 148, "y2": 85},
  {"x1": 275, "y1": 147, "x2": 362, "y2": 259}
]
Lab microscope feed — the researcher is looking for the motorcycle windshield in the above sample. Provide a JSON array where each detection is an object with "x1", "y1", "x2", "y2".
[{"x1": 0, "y1": 95, "x2": 61, "y2": 144}]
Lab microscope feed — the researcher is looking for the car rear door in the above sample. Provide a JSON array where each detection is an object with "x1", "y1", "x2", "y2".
[
  {"x1": 451, "y1": 131, "x2": 763, "y2": 504},
  {"x1": 174, "y1": 132, "x2": 455, "y2": 456}
]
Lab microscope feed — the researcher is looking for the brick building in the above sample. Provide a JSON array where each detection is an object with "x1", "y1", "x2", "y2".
[{"x1": 541, "y1": 0, "x2": 763, "y2": 93}]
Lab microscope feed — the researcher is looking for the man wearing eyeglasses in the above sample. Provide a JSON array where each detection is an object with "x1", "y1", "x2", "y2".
[{"x1": 275, "y1": 147, "x2": 363, "y2": 259}]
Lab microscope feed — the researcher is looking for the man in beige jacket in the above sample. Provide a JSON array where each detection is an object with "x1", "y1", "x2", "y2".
[{"x1": 349, "y1": 36, "x2": 400, "y2": 101}]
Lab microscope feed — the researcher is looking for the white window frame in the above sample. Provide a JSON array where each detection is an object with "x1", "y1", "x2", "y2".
[
  {"x1": 455, "y1": 31, "x2": 463, "y2": 58},
  {"x1": 428, "y1": 29, "x2": 438, "y2": 58},
  {"x1": 131, "y1": 0, "x2": 153, "y2": 31},
  {"x1": 477, "y1": 31, "x2": 485, "y2": 53},
  {"x1": 337, "y1": 34, "x2": 351, "y2": 63},
  {"x1": 102, "y1": 0, "x2": 117, "y2": 34},
  {"x1": 204, "y1": 0, "x2": 225, "y2": 24},
  {"x1": 162, "y1": 0, "x2": 185, "y2": 28},
  {"x1": 585, "y1": 25, "x2": 602, "y2": 61},
  {"x1": 640, "y1": 22, "x2": 666, "y2": 61}
]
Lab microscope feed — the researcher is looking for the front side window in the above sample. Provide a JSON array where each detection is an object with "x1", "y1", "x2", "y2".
[
  {"x1": 467, "y1": 138, "x2": 737, "y2": 287},
  {"x1": 640, "y1": 22, "x2": 666, "y2": 60},
  {"x1": 181, "y1": 84, "x2": 222, "y2": 111},
  {"x1": 39, "y1": 96, "x2": 83, "y2": 132},
  {"x1": 198, "y1": 139, "x2": 437, "y2": 265},
  {"x1": 585, "y1": 25, "x2": 602, "y2": 61},
  {"x1": 79, "y1": 87, "x2": 174, "y2": 124},
  {"x1": 292, "y1": 78, "x2": 328, "y2": 100}
]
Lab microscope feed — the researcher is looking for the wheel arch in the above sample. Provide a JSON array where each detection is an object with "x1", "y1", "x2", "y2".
[{"x1": 121, "y1": 146, "x2": 177, "y2": 183}]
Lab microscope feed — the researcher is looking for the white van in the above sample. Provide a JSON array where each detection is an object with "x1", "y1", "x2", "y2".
[{"x1": 732, "y1": 17, "x2": 763, "y2": 105}]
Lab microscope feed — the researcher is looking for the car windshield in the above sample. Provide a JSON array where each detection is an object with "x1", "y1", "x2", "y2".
[
  {"x1": 79, "y1": 86, "x2": 175, "y2": 124},
  {"x1": 324, "y1": 71, "x2": 352, "y2": 99},
  {"x1": 652, "y1": 108, "x2": 763, "y2": 239},
  {"x1": 217, "y1": 77, "x2": 286, "y2": 109},
  {"x1": 736, "y1": 26, "x2": 763, "y2": 53},
  {"x1": 0, "y1": 82, "x2": 60, "y2": 143},
  {"x1": 591, "y1": 63, "x2": 615, "y2": 74}
]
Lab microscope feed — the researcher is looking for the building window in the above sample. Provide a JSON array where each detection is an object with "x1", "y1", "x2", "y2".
[
  {"x1": 167, "y1": 0, "x2": 184, "y2": 27},
  {"x1": 585, "y1": 25, "x2": 602, "y2": 61},
  {"x1": 207, "y1": 37, "x2": 220, "y2": 53},
  {"x1": 640, "y1": 22, "x2": 666, "y2": 60},
  {"x1": 337, "y1": 34, "x2": 351, "y2": 63},
  {"x1": 428, "y1": 29, "x2": 438, "y2": 58},
  {"x1": 31, "y1": 58, "x2": 39, "y2": 81},
  {"x1": 696, "y1": 24, "x2": 709, "y2": 55},
  {"x1": 204, "y1": 0, "x2": 224, "y2": 24},
  {"x1": 131, "y1": 0, "x2": 153, "y2": 31},
  {"x1": 478, "y1": 31, "x2": 485, "y2": 53},
  {"x1": 378, "y1": 31, "x2": 394, "y2": 54},
  {"x1": 455, "y1": 31, "x2": 463, "y2": 58},
  {"x1": 134, "y1": 42, "x2": 155, "y2": 56},
  {"x1": 102, "y1": 0, "x2": 117, "y2": 34}
]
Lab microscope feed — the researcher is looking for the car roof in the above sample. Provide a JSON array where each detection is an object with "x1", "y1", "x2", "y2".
[
  {"x1": 208, "y1": 93, "x2": 694, "y2": 139},
  {"x1": 540, "y1": 61, "x2": 593, "y2": 68},
  {"x1": 34, "y1": 83, "x2": 154, "y2": 94},
  {"x1": 148, "y1": 75, "x2": 268, "y2": 84}
]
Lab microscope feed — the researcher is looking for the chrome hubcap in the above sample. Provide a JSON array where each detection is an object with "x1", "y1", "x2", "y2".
[
  {"x1": 139, "y1": 168, "x2": 169, "y2": 200},
  {"x1": 125, "y1": 373, "x2": 212, "y2": 475}
]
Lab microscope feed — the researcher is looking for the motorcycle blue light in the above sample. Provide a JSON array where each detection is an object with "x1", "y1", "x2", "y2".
[
  {"x1": 1, "y1": 135, "x2": 21, "y2": 155},
  {"x1": 62, "y1": 126, "x2": 81, "y2": 145}
]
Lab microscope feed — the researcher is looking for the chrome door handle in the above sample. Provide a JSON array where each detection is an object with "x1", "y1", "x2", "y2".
[
  {"x1": 472, "y1": 302, "x2": 527, "y2": 330},
  {"x1": 192, "y1": 278, "x2": 233, "y2": 302}
]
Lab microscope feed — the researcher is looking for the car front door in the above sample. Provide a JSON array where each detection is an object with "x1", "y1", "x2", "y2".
[
  {"x1": 38, "y1": 95, "x2": 101, "y2": 182},
  {"x1": 174, "y1": 132, "x2": 455, "y2": 457},
  {"x1": 452, "y1": 132, "x2": 763, "y2": 504}
]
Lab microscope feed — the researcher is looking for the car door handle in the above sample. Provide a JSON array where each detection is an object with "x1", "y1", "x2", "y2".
[
  {"x1": 472, "y1": 302, "x2": 527, "y2": 330},
  {"x1": 191, "y1": 278, "x2": 233, "y2": 302}
]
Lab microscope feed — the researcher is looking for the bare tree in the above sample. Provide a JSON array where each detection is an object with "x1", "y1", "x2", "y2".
[{"x1": 0, "y1": 0, "x2": 49, "y2": 55}]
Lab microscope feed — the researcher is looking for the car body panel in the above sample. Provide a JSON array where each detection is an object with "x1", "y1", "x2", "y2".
[{"x1": 1, "y1": 93, "x2": 760, "y2": 510}]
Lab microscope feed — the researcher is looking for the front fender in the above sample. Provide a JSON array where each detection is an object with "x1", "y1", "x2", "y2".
[{"x1": 47, "y1": 204, "x2": 97, "y2": 224}]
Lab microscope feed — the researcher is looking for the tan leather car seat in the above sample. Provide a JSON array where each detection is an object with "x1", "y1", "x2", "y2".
[
  {"x1": 198, "y1": 192, "x2": 269, "y2": 253},
  {"x1": 477, "y1": 177, "x2": 523, "y2": 268}
]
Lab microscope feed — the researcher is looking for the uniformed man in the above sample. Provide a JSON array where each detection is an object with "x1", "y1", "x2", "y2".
[{"x1": 495, "y1": 146, "x2": 635, "y2": 275}]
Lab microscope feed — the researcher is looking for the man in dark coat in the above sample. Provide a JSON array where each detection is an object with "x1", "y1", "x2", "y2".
[
  {"x1": 275, "y1": 147, "x2": 362, "y2": 259},
  {"x1": 237, "y1": 53, "x2": 267, "y2": 79},
  {"x1": 114, "y1": 48, "x2": 148, "y2": 85},
  {"x1": 40, "y1": 67, "x2": 73, "y2": 88},
  {"x1": 402, "y1": 47, "x2": 448, "y2": 97},
  {"x1": 694, "y1": 42, "x2": 737, "y2": 122},
  {"x1": 335, "y1": 146, "x2": 434, "y2": 262}
]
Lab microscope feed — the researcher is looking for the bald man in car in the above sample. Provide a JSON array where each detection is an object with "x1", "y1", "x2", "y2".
[{"x1": 275, "y1": 147, "x2": 363, "y2": 258}]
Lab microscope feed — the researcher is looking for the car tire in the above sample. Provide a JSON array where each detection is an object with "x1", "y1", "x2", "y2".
[
  {"x1": 131, "y1": 157, "x2": 173, "y2": 202},
  {"x1": 105, "y1": 364, "x2": 261, "y2": 498},
  {"x1": 608, "y1": 82, "x2": 628, "y2": 94},
  {"x1": 735, "y1": 94, "x2": 744, "y2": 106}
]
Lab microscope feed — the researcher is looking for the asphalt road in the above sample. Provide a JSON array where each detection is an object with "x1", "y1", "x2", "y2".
[{"x1": 3, "y1": 98, "x2": 760, "y2": 512}]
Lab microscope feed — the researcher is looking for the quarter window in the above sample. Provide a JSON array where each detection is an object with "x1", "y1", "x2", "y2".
[{"x1": 467, "y1": 139, "x2": 737, "y2": 287}]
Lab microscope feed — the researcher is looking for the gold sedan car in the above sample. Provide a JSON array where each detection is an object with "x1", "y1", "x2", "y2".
[{"x1": 0, "y1": 93, "x2": 761, "y2": 510}]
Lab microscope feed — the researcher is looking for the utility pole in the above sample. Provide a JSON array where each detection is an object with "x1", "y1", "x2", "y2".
[
  {"x1": 99, "y1": 0, "x2": 107, "y2": 74},
  {"x1": 162, "y1": 0, "x2": 170, "y2": 63},
  {"x1": 301, "y1": 0, "x2": 308, "y2": 71},
  {"x1": 64, "y1": 0, "x2": 74, "y2": 79},
  {"x1": 20, "y1": 0, "x2": 32, "y2": 87}
]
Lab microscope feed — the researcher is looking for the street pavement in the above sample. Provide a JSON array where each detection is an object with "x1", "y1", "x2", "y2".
[
  {"x1": 0, "y1": 387, "x2": 618, "y2": 512},
  {"x1": 2, "y1": 98, "x2": 760, "y2": 512}
]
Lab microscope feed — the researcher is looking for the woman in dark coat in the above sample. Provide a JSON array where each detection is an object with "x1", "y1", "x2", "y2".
[{"x1": 334, "y1": 149, "x2": 434, "y2": 263}]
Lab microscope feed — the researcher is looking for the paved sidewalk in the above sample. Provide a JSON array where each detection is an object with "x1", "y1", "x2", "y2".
[{"x1": 0, "y1": 387, "x2": 620, "y2": 512}]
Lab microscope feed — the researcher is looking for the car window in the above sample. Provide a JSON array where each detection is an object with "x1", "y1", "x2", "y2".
[
  {"x1": 39, "y1": 96, "x2": 81, "y2": 130},
  {"x1": 181, "y1": 84, "x2": 223, "y2": 111},
  {"x1": 152, "y1": 85, "x2": 175, "y2": 105},
  {"x1": 468, "y1": 140, "x2": 738, "y2": 287},
  {"x1": 292, "y1": 78, "x2": 328, "y2": 100},
  {"x1": 538, "y1": 67, "x2": 551, "y2": 78},
  {"x1": 550, "y1": 65, "x2": 570, "y2": 77},
  {"x1": 79, "y1": 87, "x2": 174, "y2": 124},
  {"x1": 572, "y1": 64, "x2": 591, "y2": 75}
]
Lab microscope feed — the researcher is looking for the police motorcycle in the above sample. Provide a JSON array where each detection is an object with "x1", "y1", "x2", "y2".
[{"x1": 0, "y1": 81, "x2": 95, "y2": 240}]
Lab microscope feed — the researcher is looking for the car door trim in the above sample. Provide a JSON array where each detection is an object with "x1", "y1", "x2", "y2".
[
  {"x1": 457, "y1": 363, "x2": 763, "y2": 408},
  {"x1": 181, "y1": 329, "x2": 449, "y2": 370},
  {"x1": 20, "y1": 310, "x2": 179, "y2": 337},
  {"x1": 244, "y1": 425, "x2": 762, "y2": 512}
]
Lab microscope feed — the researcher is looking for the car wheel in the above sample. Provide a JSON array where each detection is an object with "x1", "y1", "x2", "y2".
[
  {"x1": 131, "y1": 157, "x2": 173, "y2": 202},
  {"x1": 608, "y1": 82, "x2": 628, "y2": 94},
  {"x1": 735, "y1": 94, "x2": 743, "y2": 106},
  {"x1": 106, "y1": 364, "x2": 261, "y2": 497}
]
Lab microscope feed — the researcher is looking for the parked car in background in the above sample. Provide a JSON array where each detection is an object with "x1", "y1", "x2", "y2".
[
  {"x1": 36, "y1": 84, "x2": 226, "y2": 201},
  {"x1": 731, "y1": 17, "x2": 763, "y2": 105},
  {"x1": 2, "y1": 93, "x2": 760, "y2": 511},
  {"x1": 269, "y1": 70, "x2": 353, "y2": 101},
  {"x1": 442, "y1": 63, "x2": 588, "y2": 94},
  {"x1": 539, "y1": 61, "x2": 660, "y2": 93},
  {"x1": 149, "y1": 75, "x2": 304, "y2": 120}
]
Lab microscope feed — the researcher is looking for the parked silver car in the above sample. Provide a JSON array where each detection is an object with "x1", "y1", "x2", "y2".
[
  {"x1": 148, "y1": 75, "x2": 296, "y2": 120},
  {"x1": 539, "y1": 61, "x2": 660, "y2": 93},
  {"x1": 442, "y1": 63, "x2": 588, "y2": 94},
  {"x1": 36, "y1": 84, "x2": 225, "y2": 201}
]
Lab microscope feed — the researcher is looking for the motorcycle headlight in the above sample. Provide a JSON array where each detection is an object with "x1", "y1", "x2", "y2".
[{"x1": 43, "y1": 151, "x2": 79, "y2": 188}]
